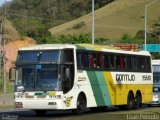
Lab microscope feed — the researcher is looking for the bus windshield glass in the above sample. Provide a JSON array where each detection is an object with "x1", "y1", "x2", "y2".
[
  {"x1": 17, "y1": 50, "x2": 60, "y2": 63},
  {"x1": 16, "y1": 64, "x2": 61, "y2": 91},
  {"x1": 15, "y1": 50, "x2": 62, "y2": 91}
]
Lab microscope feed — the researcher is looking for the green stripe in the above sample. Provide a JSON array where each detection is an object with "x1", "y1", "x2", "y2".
[
  {"x1": 95, "y1": 72, "x2": 112, "y2": 106},
  {"x1": 35, "y1": 92, "x2": 47, "y2": 97},
  {"x1": 87, "y1": 71, "x2": 105, "y2": 106}
]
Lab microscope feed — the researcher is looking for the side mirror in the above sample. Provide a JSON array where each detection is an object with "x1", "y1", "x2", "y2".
[
  {"x1": 9, "y1": 67, "x2": 16, "y2": 82},
  {"x1": 65, "y1": 68, "x2": 70, "y2": 80}
]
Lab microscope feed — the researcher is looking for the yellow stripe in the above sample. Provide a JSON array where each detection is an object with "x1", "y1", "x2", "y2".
[
  {"x1": 103, "y1": 72, "x2": 116, "y2": 105},
  {"x1": 103, "y1": 72, "x2": 153, "y2": 105}
]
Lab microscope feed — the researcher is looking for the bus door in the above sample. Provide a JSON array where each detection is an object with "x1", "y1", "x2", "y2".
[{"x1": 61, "y1": 49, "x2": 75, "y2": 94}]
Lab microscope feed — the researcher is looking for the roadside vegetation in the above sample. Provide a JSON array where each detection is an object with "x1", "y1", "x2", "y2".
[
  {"x1": 1, "y1": 0, "x2": 114, "y2": 44},
  {"x1": 0, "y1": 75, "x2": 14, "y2": 94}
]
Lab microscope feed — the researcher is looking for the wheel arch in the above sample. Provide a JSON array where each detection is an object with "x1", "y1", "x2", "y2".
[
  {"x1": 78, "y1": 91, "x2": 87, "y2": 105},
  {"x1": 136, "y1": 90, "x2": 142, "y2": 98},
  {"x1": 128, "y1": 90, "x2": 134, "y2": 97}
]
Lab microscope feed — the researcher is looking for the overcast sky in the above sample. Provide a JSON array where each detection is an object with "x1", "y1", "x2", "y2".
[{"x1": 0, "y1": 0, "x2": 12, "y2": 6}]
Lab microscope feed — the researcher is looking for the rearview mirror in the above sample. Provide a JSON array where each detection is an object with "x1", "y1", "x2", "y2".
[{"x1": 9, "y1": 67, "x2": 16, "y2": 82}]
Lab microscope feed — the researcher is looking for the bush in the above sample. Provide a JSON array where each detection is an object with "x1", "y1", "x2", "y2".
[
  {"x1": 136, "y1": 30, "x2": 144, "y2": 39},
  {"x1": 122, "y1": 33, "x2": 130, "y2": 40},
  {"x1": 72, "y1": 21, "x2": 86, "y2": 29},
  {"x1": 51, "y1": 34, "x2": 92, "y2": 44}
]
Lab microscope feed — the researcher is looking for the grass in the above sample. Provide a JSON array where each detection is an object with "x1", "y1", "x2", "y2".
[
  {"x1": 49, "y1": 0, "x2": 160, "y2": 40},
  {"x1": 0, "y1": 75, "x2": 14, "y2": 95},
  {"x1": 0, "y1": 75, "x2": 14, "y2": 109}
]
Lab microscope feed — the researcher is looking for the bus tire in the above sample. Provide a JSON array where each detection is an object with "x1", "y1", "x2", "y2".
[
  {"x1": 35, "y1": 110, "x2": 47, "y2": 116},
  {"x1": 73, "y1": 94, "x2": 87, "y2": 115},
  {"x1": 135, "y1": 93, "x2": 142, "y2": 108},
  {"x1": 126, "y1": 93, "x2": 135, "y2": 110}
]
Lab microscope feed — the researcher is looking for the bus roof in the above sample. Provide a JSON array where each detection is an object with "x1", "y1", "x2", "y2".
[
  {"x1": 19, "y1": 44, "x2": 151, "y2": 56},
  {"x1": 19, "y1": 44, "x2": 76, "y2": 51},
  {"x1": 75, "y1": 44, "x2": 151, "y2": 56}
]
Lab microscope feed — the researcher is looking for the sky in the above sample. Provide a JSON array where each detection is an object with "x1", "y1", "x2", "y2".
[{"x1": 0, "y1": 0, "x2": 12, "y2": 6}]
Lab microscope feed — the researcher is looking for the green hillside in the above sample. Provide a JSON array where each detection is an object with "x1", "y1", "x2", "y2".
[
  {"x1": 2, "y1": 0, "x2": 114, "y2": 43},
  {"x1": 49, "y1": 0, "x2": 160, "y2": 40}
]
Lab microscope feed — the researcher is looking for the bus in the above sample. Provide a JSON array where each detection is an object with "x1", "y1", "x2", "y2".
[
  {"x1": 152, "y1": 60, "x2": 160, "y2": 105},
  {"x1": 9, "y1": 44, "x2": 153, "y2": 116}
]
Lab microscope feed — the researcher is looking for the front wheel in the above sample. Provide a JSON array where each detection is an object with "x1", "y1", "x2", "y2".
[{"x1": 73, "y1": 94, "x2": 86, "y2": 115}]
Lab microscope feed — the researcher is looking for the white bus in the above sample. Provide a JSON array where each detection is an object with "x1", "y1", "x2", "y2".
[
  {"x1": 152, "y1": 60, "x2": 160, "y2": 105},
  {"x1": 9, "y1": 44, "x2": 153, "y2": 116}
]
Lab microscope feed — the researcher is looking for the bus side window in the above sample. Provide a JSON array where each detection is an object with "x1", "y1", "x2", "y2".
[
  {"x1": 97, "y1": 54, "x2": 103, "y2": 69},
  {"x1": 77, "y1": 52, "x2": 83, "y2": 68},
  {"x1": 120, "y1": 56, "x2": 126, "y2": 70},
  {"x1": 126, "y1": 56, "x2": 131, "y2": 70},
  {"x1": 110, "y1": 55, "x2": 115, "y2": 69},
  {"x1": 89, "y1": 53, "x2": 98, "y2": 68},
  {"x1": 126, "y1": 56, "x2": 137, "y2": 71},
  {"x1": 146, "y1": 57, "x2": 151, "y2": 72},
  {"x1": 89, "y1": 54, "x2": 94, "y2": 68},
  {"x1": 83, "y1": 52, "x2": 89, "y2": 68},
  {"x1": 115, "y1": 55, "x2": 120, "y2": 69},
  {"x1": 103, "y1": 55, "x2": 109, "y2": 69},
  {"x1": 138, "y1": 57, "x2": 145, "y2": 71},
  {"x1": 63, "y1": 49, "x2": 74, "y2": 63},
  {"x1": 131, "y1": 56, "x2": 136, "y2": 70}
]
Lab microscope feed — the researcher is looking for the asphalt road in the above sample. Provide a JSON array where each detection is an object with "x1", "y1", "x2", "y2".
[{"x1": 0, "y1": 106, "x2": 160, "y2": 120}]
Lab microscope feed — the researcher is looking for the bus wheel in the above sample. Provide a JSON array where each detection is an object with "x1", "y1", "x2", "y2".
[
  {"x1": 127, "y1": 93, "x2": 135, "y2": 110},
  {"x1": 73, "y1": 94, "x2": 86, "y2": 115},
  {"x1": 35, "y1": 110, "x2": 47, "y2": 116},
  {"x1": 135, "y1": 94, "x2": 142, "y2": 108}
]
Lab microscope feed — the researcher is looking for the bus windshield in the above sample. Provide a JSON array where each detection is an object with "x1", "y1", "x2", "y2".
[
  {"x1": 16, "y1": 64, "x2": 61, "y2": 91},
  {"x1": 17, "y1": 50, "x2": 60, "y2": 63},
  {"x1": 15, "y1": 50, "x2": 62, "y2": 91}
]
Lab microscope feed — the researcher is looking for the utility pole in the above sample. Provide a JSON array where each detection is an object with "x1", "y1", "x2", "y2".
[
  {"x1": 92, "y1": 0, "x2": 95, "y2": 45},
  {"x1": 1, "y1": 1, "x2": 7, "y2": 105},
  {"x1": 3, "y1": 1, "x2": 7, "y2": 95},
  {"x1": 144, "y1": 0, "x2": 157, "y2": 51},
  {"x1": 0, "y1": 14, "x2": 4, "y2": 90}
]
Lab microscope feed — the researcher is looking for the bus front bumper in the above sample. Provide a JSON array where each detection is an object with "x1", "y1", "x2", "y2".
[{"x1": 15, "y1": 99, "x2": 65, "y2": 110}]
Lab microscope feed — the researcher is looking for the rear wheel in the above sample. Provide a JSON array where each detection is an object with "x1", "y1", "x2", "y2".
[
  {"x1": 126, "y1": 93, "x2": 135, "y2": 110},
  {"x1": 73, "y1": 94, "x2": 87, "y2": 115},
  {"x1": 35, "y1": 110, "x2": 47, "y2": 116},
  {"x1": 135, "y1": 94, "x2": 142, "y2": 108}
]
